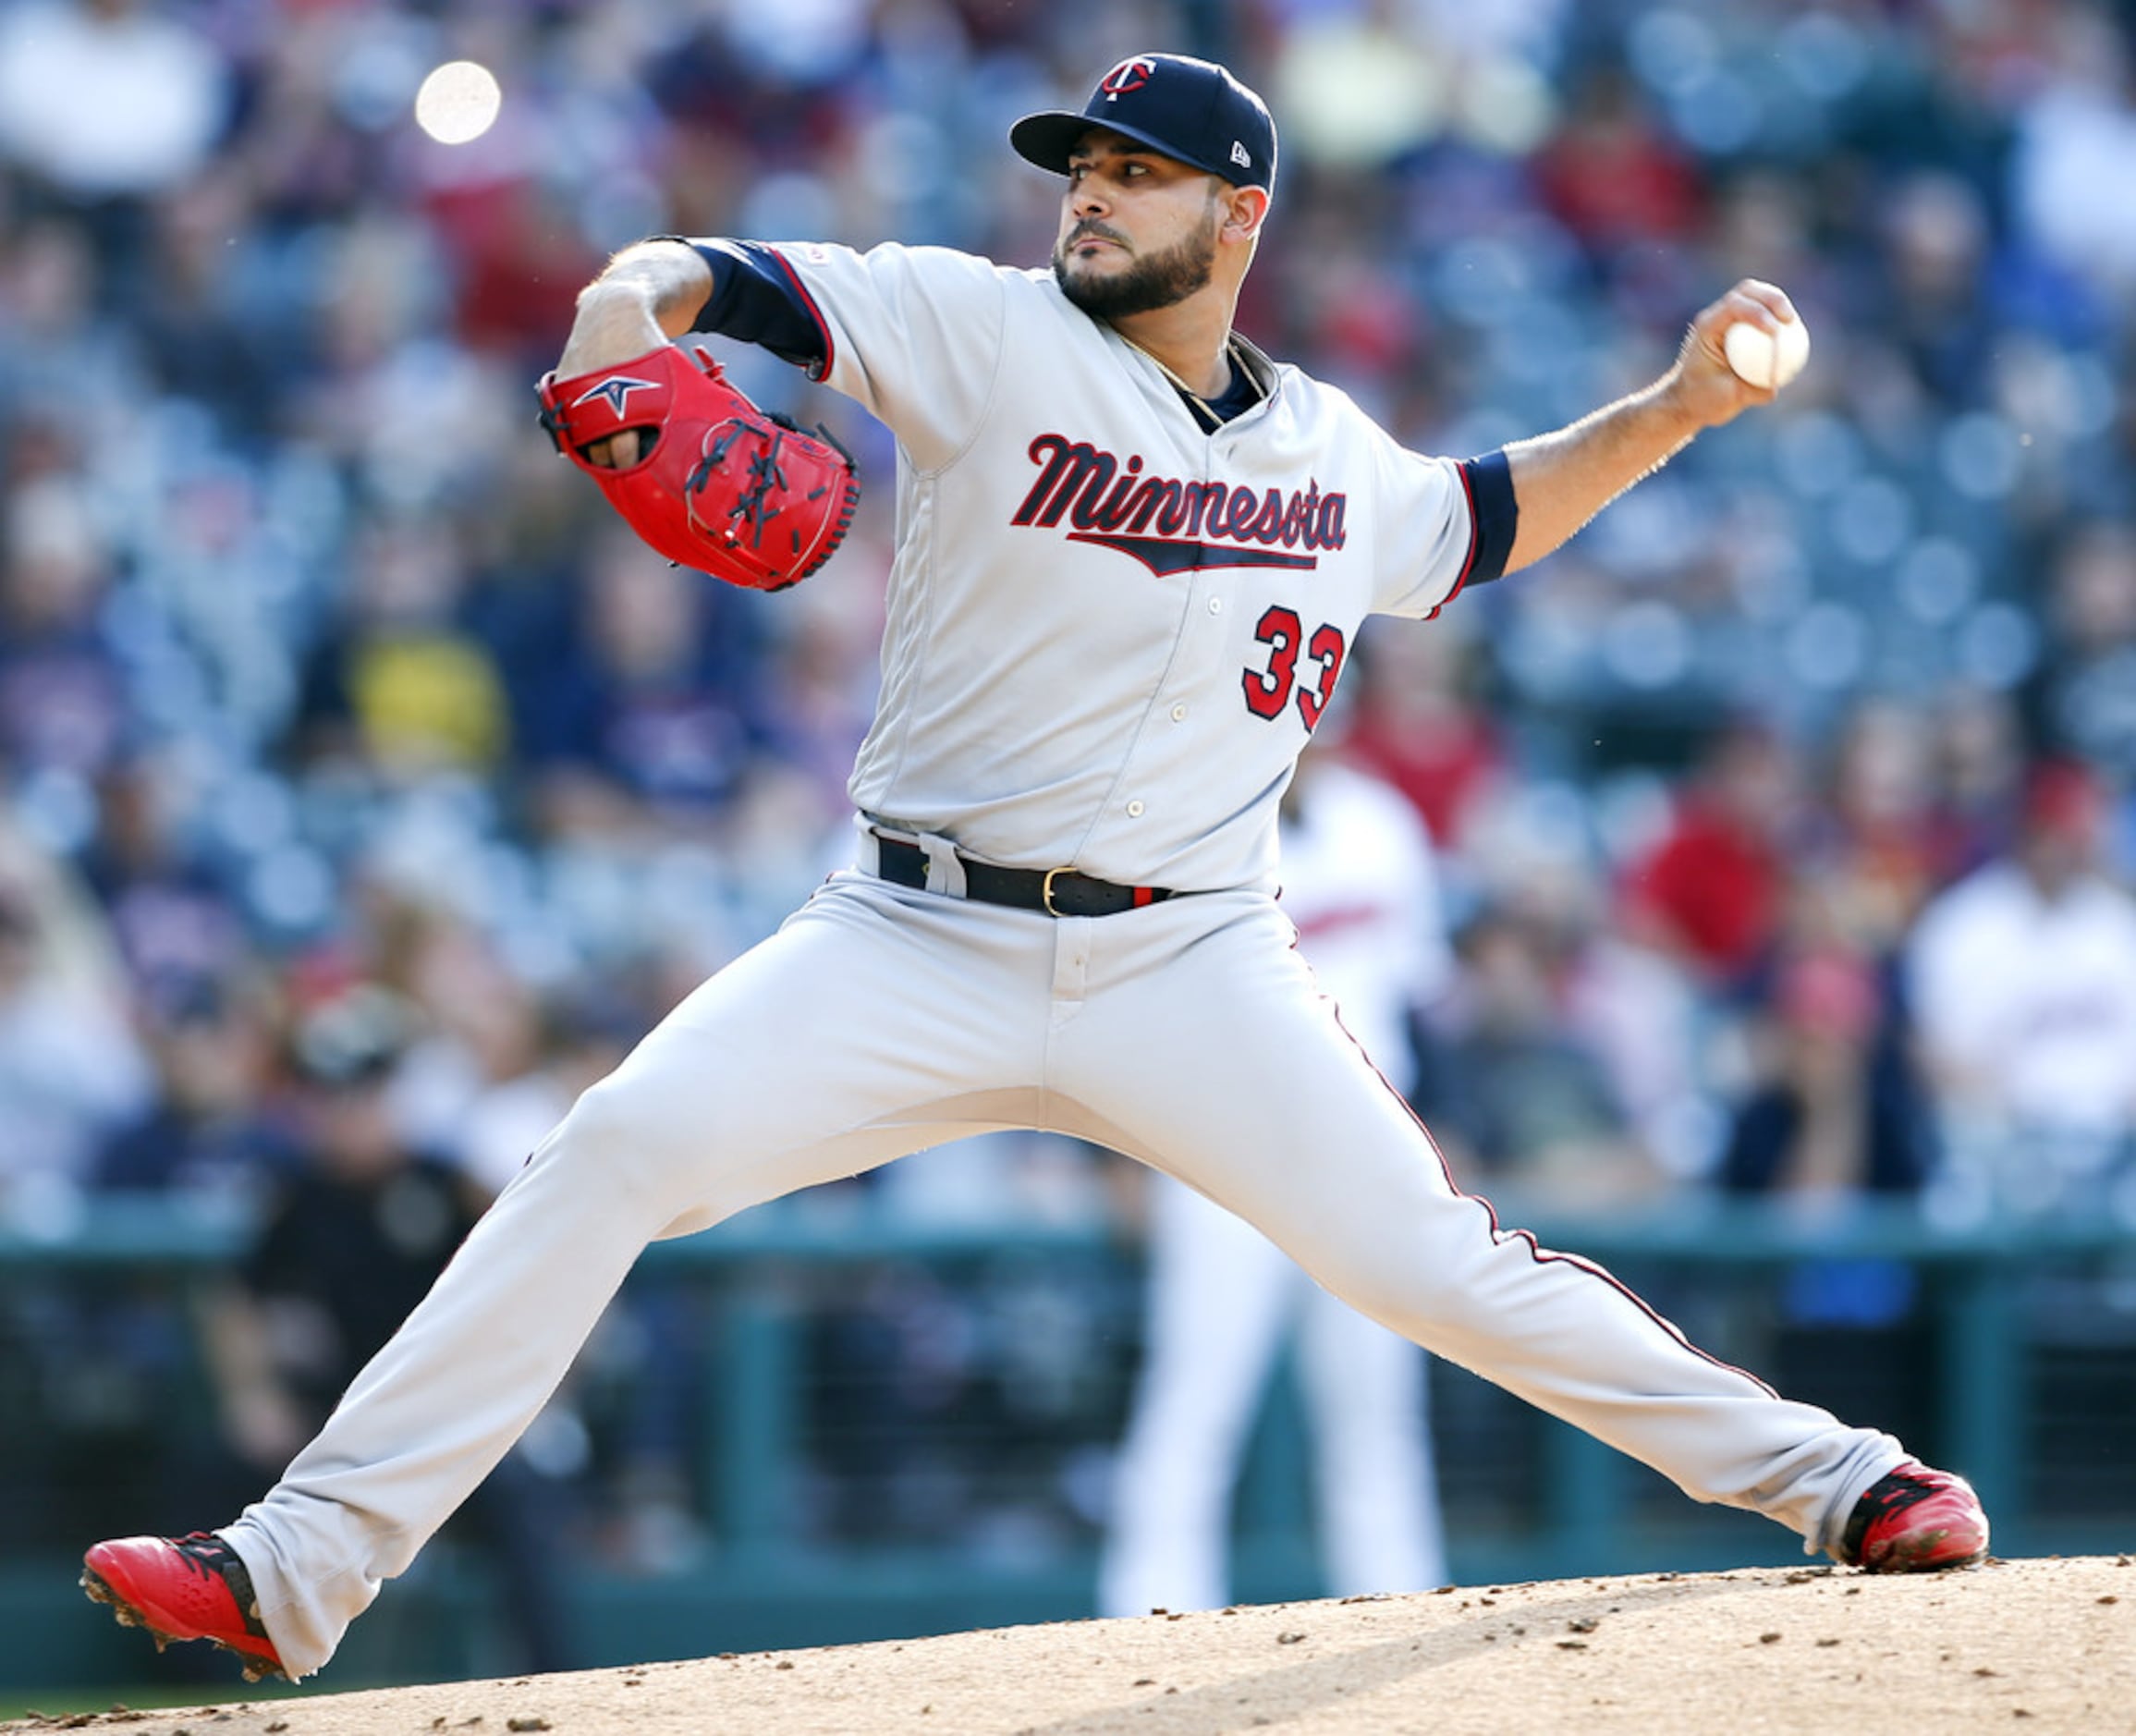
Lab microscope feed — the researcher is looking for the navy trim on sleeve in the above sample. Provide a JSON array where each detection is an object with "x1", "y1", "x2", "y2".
[
  {"x1": 672, "y1": 238, "x2": 828, "y2": 374},
  {"x1": 1458, "y1": 448, "x2": 1518, "y2": 587}
]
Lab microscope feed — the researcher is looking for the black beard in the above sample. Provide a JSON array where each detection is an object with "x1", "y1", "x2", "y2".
[{"x1": 1053, "y1": 216, "x2": 1217, "y2": 320}]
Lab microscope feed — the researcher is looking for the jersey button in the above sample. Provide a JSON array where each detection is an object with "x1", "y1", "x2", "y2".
[
  {"x1": 1207, "y1": 597, "x2": 1223, "y2": 614},
  {"x1": 1169, "y1": 703, "x2": 1188, "y2": 722},
  {"x1": 1126, "y1": 800, "x2": 1145, "y2": 817}
]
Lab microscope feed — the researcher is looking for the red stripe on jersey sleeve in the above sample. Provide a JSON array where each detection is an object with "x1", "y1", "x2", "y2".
[{"x1": 765, "y1": 246, "x2": 838, "y2": 384}]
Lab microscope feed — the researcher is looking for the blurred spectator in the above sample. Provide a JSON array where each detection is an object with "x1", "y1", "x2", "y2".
[
  {"x1": 133, "y1": 168, "x2": 283, "y2": 434},
  {"x1": 1705, "y1": 169, "x2": 1822, "y2": 323},
  {"x1": 370, "y1": 902, "x2": 553, "y2": 1169},
  {"x1": 428, "y1": 177, "x2": 604, "y2": 374},
  {"x1": 0, "y1": 824, "x2": 153, "y2": 1211},
  {"x1": 1270, "y1": 0, "x2": 1452, "y2": 174},
  {"x1": 446, "y1": 982, "x2": 634, "y2": 1203},
  {"x1": 1337, "y1": 617, "x2": 1507, "y2": 866},
  {"x1": 288, "y1": 514, "x2": 513, "y2": 785},
  {"x1": 1906, "y1": 758, "x2": 2136, "y2": 1213},
  {"x1": 288, "y1": 207, "x2": 520, "y2": 512},
  {"x1": 1523, "y1": 854, "x2": 1715, "y2": 1184},
  {"x1": 1716, "y1": 933, "x2": 1938, "y2": 1444},
  {"x1": 197, "y1": 984, "x2": 576, "y2": 1672},
  {"x1": 1414, "y1": 892, "x2": 1663, "y2": 1207},
  {"x1": 754, "y1": 571, "x2": 887, "y2": 820},
  {"x1": 0, "y1": 0, "x2": 229, "y2": 300},
  {"x1": 1532, "y1": 62, "x2": 1705, "y2": 264},
  {"x1": 512, "y1": 524, "x2": 766, "y2": 845},
  {"x1": 1720, "y1": 944, "x2": 1934, "y2": 1204},
  {"x1": 78, "y1": 749, "x2": 252, "y2": 1004},
  {"x1": 2008, "y1": 3, "x2": 2136, "y2": 316},
  {"x1": 1801, "y1": 697, "x2": 1947, "y2": 961},
  {"x1": 1927, "y1": 682, "x2": 2028, "y2": 885},
  {"x1": 1617, "y1": 715, "x2": 1803, "y2": 995},
  {"x1": 0, "y1": 221, "x2": 140, "y2": 447},
  {"x1": 199, "y1": 988, "x2": 467, "y2": 1466},
  {"x1": 1874, "y1": 169, "x2": 1997, "y2": 409},
  {"x1": 0, "y1": 470, "x2": 136, "y2": 796},
  {"x1": 2024, "y1": 518, "x2": 2136, "y2": 788},
  {"x1": 94, "y1": 972, "x2": 293, "y2": 1206},
  {"x1": 378, "y1": 903, "x2": 637, "y2": 1198}
]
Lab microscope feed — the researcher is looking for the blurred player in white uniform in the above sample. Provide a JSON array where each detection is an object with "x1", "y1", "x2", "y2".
[
  {"x1": 84, "y1": 52, "x2": 1988, "y2": 1686},
  {"x1": 1100, "y1": 741, "x2": 1452, "y2": 1616}
]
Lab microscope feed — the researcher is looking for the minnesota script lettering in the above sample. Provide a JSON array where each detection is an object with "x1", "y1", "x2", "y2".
[{"x1": 1011, "y1": 434, "x2": 1347, "y2": 575}]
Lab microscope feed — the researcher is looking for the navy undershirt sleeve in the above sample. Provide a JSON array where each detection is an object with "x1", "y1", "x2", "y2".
[
  {"x1": 668, "y1": 238, "x2": 827, "y2": 374},
  {"x1": 1459, "y1": 448, "x2": 1518, "y2": 585}
]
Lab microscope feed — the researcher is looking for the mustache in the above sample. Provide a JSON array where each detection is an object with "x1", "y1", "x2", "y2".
[{"x1": 1065, "y1": 221, "x2": 1129, "y2": 250}]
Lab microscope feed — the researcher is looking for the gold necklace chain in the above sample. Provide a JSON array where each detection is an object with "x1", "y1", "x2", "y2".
[{"x1": 1117, "y1": 333, "x2": 1260, "y2": 431}]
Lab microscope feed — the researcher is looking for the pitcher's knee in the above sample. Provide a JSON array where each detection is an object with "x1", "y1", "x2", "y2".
[{"x1": 534, "y1": 1075, "x2": 703, "y2": 1204}]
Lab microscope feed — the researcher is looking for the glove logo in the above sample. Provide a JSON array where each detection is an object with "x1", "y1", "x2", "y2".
[
  {"x1": 538, "y1": 346, "x2": 860, "y2": 593},
  {"x1": 572, "y1": 374, "x2": 659, "y2": 417},
  {"x1": 1101, "y1": 57, "x2": 1154, "y2": 98}
]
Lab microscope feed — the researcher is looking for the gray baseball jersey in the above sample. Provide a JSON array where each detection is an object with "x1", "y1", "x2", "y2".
[{"x1": 766, "y1": 240, "x2": 1484, "y2": 890}]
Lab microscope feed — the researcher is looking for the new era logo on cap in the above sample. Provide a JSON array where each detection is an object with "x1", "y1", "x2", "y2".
[{"x1": 1009, "y1": 53, "x2": 1278, "y2": 192}]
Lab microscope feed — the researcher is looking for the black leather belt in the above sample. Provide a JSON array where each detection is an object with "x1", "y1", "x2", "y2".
[{"x1": 873, "y1": 836, "x2": 1177, "y2": 918}]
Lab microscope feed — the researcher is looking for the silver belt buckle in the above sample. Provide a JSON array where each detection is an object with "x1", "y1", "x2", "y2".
[{"x1": 1042, "y1": 866, "x2": 1069, "y2": 916}]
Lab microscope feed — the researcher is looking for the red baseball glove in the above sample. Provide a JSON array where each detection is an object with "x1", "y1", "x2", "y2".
[{"x1": 536, "y1": 345, "x2": 860, "y2": 592}]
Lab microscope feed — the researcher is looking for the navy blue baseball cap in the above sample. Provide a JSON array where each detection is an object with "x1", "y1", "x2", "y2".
[{"x1": 1010, "y1": 54, "x2": 1277, "y2": 192}]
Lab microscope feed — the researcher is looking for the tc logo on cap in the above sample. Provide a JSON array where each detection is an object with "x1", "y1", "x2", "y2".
[
  {"x1": 1008, "y1": 53, "x2": 1278, "y2": 192},
  {"x1": 1102, "y1": 56, "x2": 1154, "y2": 97}
]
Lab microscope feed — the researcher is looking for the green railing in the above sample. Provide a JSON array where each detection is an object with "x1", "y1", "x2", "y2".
[{"x1": 4, "y1": 1188, "x2": 2132, "y2": 1688}]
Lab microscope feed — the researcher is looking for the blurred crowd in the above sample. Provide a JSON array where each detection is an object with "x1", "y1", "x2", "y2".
[{"x1": 6, "y1": 0, "x2": 2136, "y2": 1655}]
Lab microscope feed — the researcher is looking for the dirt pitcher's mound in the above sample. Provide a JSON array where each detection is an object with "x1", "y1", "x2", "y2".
[{"x1": 14, "y1": 1555, "x2": 2131, "y2": 1736}]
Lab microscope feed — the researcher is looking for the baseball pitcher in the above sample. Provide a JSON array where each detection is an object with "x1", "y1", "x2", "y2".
[{"x1": 84, "y1": 53, "x2": 1986, "y2": 1684}]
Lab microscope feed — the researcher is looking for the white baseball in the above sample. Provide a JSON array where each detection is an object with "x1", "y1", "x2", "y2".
[
  {"x1": 414, "y1": 60, "x2": 503, "y2": 145},
  {"x1": 1723, "y1": 316, "x2": 1811, "y2": 391}
]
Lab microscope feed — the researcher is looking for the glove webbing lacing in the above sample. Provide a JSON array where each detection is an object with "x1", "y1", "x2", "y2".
[{"x1": 690, "y1": 414, "x2": 848, "y2": 556}]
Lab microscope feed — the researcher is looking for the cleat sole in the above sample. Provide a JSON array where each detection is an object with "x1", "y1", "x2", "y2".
[
  {"x1": 1859, "y1": 1519, "x2": 1990, "y2": 1573},
  {"x1": 79, "y1": 1562, "x2": 287, "y2": 1681}
]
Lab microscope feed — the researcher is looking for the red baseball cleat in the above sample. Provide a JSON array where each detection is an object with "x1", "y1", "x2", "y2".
[
  {"x1": 81, "y1": 1532, "x2": 287, "y2": 1681},
  {"x1": 1837, "y1": 1460, "x2": 1990, "y2": 1572}
]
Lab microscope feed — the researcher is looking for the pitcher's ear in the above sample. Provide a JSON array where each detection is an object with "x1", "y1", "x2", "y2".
[{"x1": 1222, "y1": 184, "x2": 1271, "y2": 242}]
